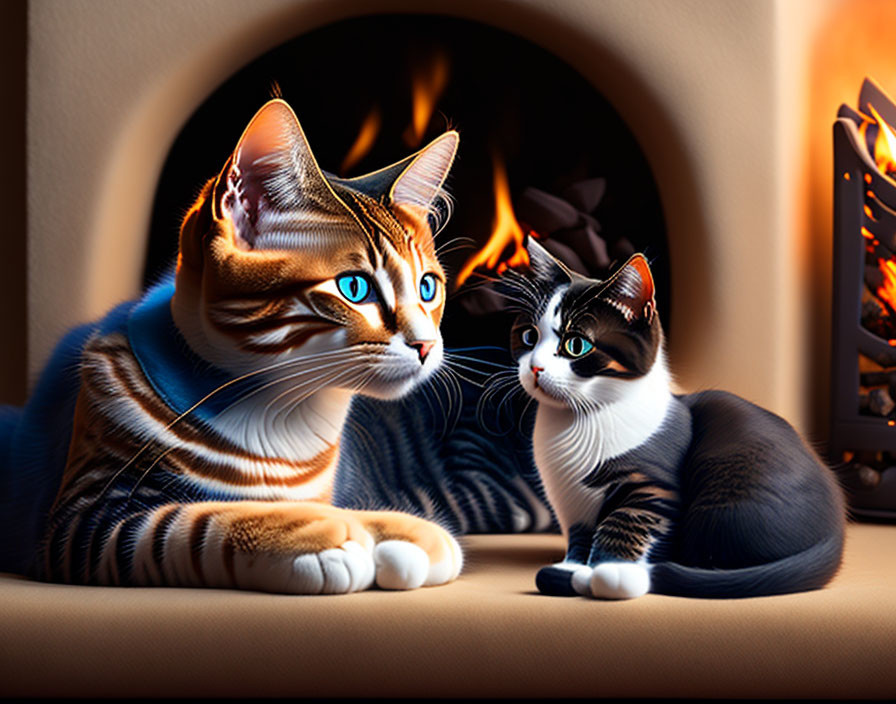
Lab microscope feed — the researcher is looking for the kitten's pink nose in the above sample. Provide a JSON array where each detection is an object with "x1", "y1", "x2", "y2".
[
  {"x1": 531, "y1": 365, "x2": 544, "y2": 387},
  {"x1": 407, "y1": 340, "x2": 435, "y2": 363}
]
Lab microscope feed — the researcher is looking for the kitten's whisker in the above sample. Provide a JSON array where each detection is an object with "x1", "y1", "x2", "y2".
[{"x1": 517, "y1": 394, "x2": 537, "y2": 435}]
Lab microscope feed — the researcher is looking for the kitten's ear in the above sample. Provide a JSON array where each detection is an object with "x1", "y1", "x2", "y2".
[
  {"x1": 600, "y1": 254, "x2": 656, "y2": 322},
  {"x1": 389, "y1": 131, "x2": 459, "y2": 216},
  {"x1": 526, "y1": 238, "x2": 574, "y2": 283},
  {"x1": 219, "y1": 99, "x2": 355, "y2": 248}
]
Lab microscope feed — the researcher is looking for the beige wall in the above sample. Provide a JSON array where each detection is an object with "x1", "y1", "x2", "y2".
[{"x1": 26, "y1": 0, "x2": 892, "y2": 440}]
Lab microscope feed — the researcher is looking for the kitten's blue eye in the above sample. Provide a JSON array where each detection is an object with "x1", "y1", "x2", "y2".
[
  {"x1": 521, "y1": 327, "x2": 538, "y2": 347},
  {"x1": 563, "y1": 335, "x2": 593, "y2": 358},
  {"x1": 336, "y1": 274, "x2": 374, "y2": 303},
  {"x1": 419, "y1": 273, "x2": 438, "y2": 302}
]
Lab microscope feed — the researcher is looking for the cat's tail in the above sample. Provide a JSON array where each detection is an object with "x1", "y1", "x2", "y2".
[{"x1": 650, "y1": 531, "x2": 845, "y2": 598}]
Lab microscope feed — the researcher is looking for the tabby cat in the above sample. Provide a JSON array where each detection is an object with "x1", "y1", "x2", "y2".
[
  {"x1": 503, "y1": 240, "x2": 846, "y2": 598},
  {"x1": 0, "y1": 99, "x2": 472, "y2": 593}
]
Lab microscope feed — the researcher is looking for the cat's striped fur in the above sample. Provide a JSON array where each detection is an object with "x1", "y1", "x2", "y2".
[{"x1": 9, "y1": 100, "x2": 472, "y2": 593}]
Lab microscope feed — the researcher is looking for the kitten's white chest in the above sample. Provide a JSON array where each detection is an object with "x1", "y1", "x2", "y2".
[
  {"x1": 533, "y1": 408, "x2": 607, "y2": 536},
  {"x1": 531, "y1": 356, "x2": 673, "y2": 536}
]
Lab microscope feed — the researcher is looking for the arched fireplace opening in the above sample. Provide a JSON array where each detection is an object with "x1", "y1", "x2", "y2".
[{"x1": 143, "y1": 14, "x2": 668, "y2": 350}]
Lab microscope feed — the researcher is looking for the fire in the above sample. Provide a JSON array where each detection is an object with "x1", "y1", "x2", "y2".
[
  {"x1": 403, "y1": 51, "x2": 450, "y2": 148},
  {"x1": 877, "y1": 258, "x2": 896, "y2": 314},
  {"x1": 859, "y1": 104, "x2": 896, "y2": 181},
  {"x1": 456, "y1": 158, "x2": 530, "y2": 287},
  {"x1": 340, "y1": 107, "x2": 382, "y2": 175},
  {"x1": 869, "y1": 105, "x2": 896, "y2": 178}
]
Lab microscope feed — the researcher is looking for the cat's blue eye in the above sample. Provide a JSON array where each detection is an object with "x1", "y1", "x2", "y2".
[
  {"x1": 521, "y1": 327, "x2": 538, "y2": 347},
  {"x1": 336, "y1": 274, "x2": 375, "y2": 304},
  {"x1": 419, "y1": 273, "x2": 439, "y2": 302},
  {"x1": 562, "y1": 335, "x2": 593, "y2": 358}
]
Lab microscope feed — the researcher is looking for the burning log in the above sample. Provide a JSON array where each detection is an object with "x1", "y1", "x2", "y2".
[
  {"x1": 513, "y1": 178, "x2": 627, "y2": 275},
  {"x1": 541, "y1": 238, "x2": 588, "y2": 276},
  {"x1": 517, "y1": 187, "x2": 580, "y2": 233},
  {"x1": 868, "y1": 387, "x2": 896, "y2": 416},
  {"x1": 562, "y1": 177, "x2": 606, "y2": 214},
  {"x1": 456, "y1": 157, "x2": 652, "y2": 325},
  {"x1": 859, "y1": 367, "x2": 896, "y2": 387},
  {"x1": 861, "y1": 296, "x2": 896, "y2": 341},
  {"x1": 456, "y1": 161, "x2": 616, "y2": 290},
  {"x1": 857, "y1": 464, "x2": 883, "y2": 489},
  {"x1": 560, "y1": 225, "x2": 611, "y2": 271}
]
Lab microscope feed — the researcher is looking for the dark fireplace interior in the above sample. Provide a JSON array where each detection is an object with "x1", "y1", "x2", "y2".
[{"x1": 143, "y1": 14, "x2": 668, "y2": 353}]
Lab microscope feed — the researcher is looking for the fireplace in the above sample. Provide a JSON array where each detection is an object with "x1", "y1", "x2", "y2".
[
  {"x1": 21, "y1": 0, "x2": 896, "y2": 451},
  {"x1": 142, "y1": 15, "x2": 668, "y2": 353}
]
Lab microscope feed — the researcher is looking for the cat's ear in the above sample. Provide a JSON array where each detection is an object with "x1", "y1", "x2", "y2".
[
  {"x1": 526, "y1": 238, "x2": 574, "y2": 283},
  {"x1": 218, "y1": 99, "x2": 355, "y2": 248},
  {"x1": 600, "y1": 253, "x2": 656, "y2": 323},
  {"x1": 389, "y1": 131, "x2": 459, "y2": 219}
]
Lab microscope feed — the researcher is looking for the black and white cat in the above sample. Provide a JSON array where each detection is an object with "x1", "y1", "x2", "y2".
[{"x1": 503, "y1": 241, "x2": 846, "y2": 599}]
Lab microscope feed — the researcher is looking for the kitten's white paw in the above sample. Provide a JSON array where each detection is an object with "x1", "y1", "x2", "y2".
[
  {"x1": 289, "y1": 540, "x2": 375, "y2": 594},
  {"x1": 588, "y1": 562, "x2": 650, "y2": 599},
  {"x1": 571, "y1": 565, "x2": 594, "y2": 596},
  {"x1": 375, "y1": 540, "x2": 429, "y2": 590}
]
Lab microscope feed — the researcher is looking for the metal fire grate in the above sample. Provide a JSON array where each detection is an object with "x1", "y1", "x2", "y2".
[{"x1": 831, "y1": 78, "x2": 896, "y2": 518}]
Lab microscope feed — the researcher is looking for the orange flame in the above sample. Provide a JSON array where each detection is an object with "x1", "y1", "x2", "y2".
[
  {"x1": 340, "y1": 107, "x2": 382, "y2": 175},
  {"x1": 403, "y1": 52, "x2": 450, "y2": 148},
  {"x1": 456, "y1": 158, "x2": 530, "y2": 287},
  {"x1": 859, "y1": 104, "x2": 896, "y2": 182},
  {"x1": 869, "y1": 104, "x2": 896, "y2": 178},
  {"x1": 877, "y1": 258, "x2": 896, "y2": 313}
]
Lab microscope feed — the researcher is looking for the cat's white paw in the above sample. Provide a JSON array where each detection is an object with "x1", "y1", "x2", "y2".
[
  {"x1": 375, "y1": 541, "x2": 429, "y2": 589},
  {"x1": 289, "y1": 540, "x2": 376, "y2": 594},
  {"x1": 586, "y1": 562, "x2": 651, "y2": 599},
  {"x1": 425, "y1": 532, "x2": 463, "y2": 586},
  {"x1": 374, "y1": 535, "x2": 462, "y2": 590}
]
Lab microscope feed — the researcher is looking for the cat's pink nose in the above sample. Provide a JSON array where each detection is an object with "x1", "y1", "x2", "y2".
[{"x1": 408, "y1": 340, "x2": 435, "y2": 363}]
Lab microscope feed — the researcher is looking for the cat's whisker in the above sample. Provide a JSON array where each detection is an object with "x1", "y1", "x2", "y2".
[
  {"x1": 424, "y1": 367, "x2": 462, "y2": 439},
  {"x1": 440, "y1": 360, "x2": 489, "y2": 388},
  {"x1": 476, "y1": 372, "x2": 526, "y2": 435},
  {"x1": 126, "y1": 363, "x2": 363, "y2": 504},
  {"x1": 433, "y1": 242, "x2": 477, "y2": 258},
  {"x1": 265, "y1": 366, "x2": 358, "y2": 450},
  {"x1": 443, "y1": 351, "x2": 512, "y2": 369},
  {"x1": 420, "y1": 370, "x2": 453, "y2": 438},
  {"x1": 99, "y1": 349, "x2": 358, "y2": 485},
  {"x1": 435, "y1": 235, "x2": 476, "y2": 255},
  {"x1": 106, "y1": 349, "x2": 365, "y2": 504}
]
